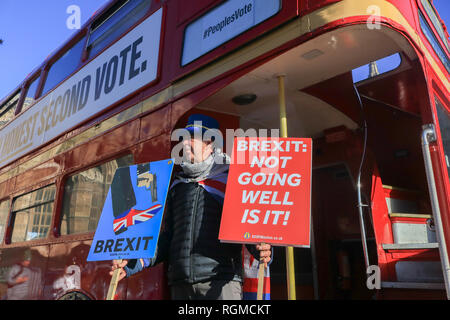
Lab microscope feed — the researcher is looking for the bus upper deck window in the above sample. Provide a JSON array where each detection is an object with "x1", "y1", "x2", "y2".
[
  {"x1": 420, "y1": 0, "x2": 449, "y2": 52},
  {"x1": 41, "y1": 37, "x2": 86, "y2": 97},
  {"x1": 419, "y1": 11, "x2": 450, "y2": 74},
  {"x1": 87, "y1": 0, "x2": 151, "y2": 59},
  {"x1": 21, "y1": 75, "x2": 41, "y2": 112},
  {"x1": 0, "y1": 199, "x2": 10, "y2": 244},
  {"x1": 10, "y1": 185, "x2": 56, "y2": 243},
  {"x1": 0, "y1": 90, "x2": 21, "y2": 129}
]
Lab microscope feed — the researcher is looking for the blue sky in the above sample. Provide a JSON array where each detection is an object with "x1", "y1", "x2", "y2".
[
  {"x1": 0, "y1": 0, "x2": 449, "y2": 100},
  {"x1": 0, "y1": 0, "x2": 110, "y2": 100}
]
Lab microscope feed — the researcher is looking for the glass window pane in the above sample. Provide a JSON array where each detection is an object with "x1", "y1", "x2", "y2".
[
  {"x1": 22, "y1": 75, "x2": 41, "y2": 112},
  {"x1": 60, "y1": 154, "x2": 133, "y2": 235},
  {"x1": 41, "y1": 37, "x2": 86, "y2": 96},
  {"x1": 10, "y1": 185, "x2": 56, "y2": 243},
  {"x1": 0, "y1": 91, "x2": 21, "y2": 129},
  {"x1": 435, "y1": 97, "x2": 450, "y2": 182},
  {"x1": 0, "y1": 200, "x2": 10, "y2": 243},
  {"x1": 88, "y1": 0, "x2": 151, "y2": 59},
  {"x1": 420, "y1": 0, "x2": 449, "y2": 52},
  {"x1": 352, "y1": 53, "x2": 402, "y2": 83},
  {"x1": 419, "y1": 11, "x2": 450, "y2": 74},
  {"x1": 11, "y1": 210, "x2": 30, "y2": 243}
]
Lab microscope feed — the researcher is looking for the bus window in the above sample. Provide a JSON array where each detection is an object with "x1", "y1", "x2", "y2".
[
  {"x1": 21, "y1": 75, "x2": 41, "y2": 112},
  {"x1": 41, "y1": 37, "x2": 86, "y2": 96},
  {"x1": 420, "y1": 0, "x2": 449, "y2": 52},
  {"x1": 0, "y1": 200, "x2": 10, "y2": 243},
  {"x1": 435, "y1": 97, "x2": 450, "y2": 182},
  {"x1": 419, "y1": 10, "x2": 450, "y2": 74},
  {"x1": 87, "y1": 0, "x2": 151, "y2": 59},
  {"x1": 0, "y1": 90, "x2": 21, "y2": 129},
  {"x1": 10, "y1": 185, "x2": 56, "y2": 243},
  {"x1": 60, "y1": 154, "x2": 134, "y2": 235},
  {"x1": 351, "y1": 53, "x2": 402, "y2": 83}
]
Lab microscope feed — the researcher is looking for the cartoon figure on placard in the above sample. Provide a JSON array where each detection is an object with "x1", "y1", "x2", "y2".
[
  {"x1": 87, "y1": 159, "x2": 173, "y2": 263},
  {"x1": 111, "y1": 163, "x2": 162, "y2": 235}
]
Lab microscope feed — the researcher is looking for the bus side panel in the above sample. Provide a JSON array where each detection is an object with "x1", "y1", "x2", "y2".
[
  {"x1": 14, "y1": 159, "x2": 62, "y2": 194},
  {"x1": 0, "y1": 245, "x2": 49, "y2": 300},
  {"x1": 62, "y1": 119, "x2": 140, "y2": 173},
  {"x1": 45, "y1": 241, "x2": 98, "y2": 300}
]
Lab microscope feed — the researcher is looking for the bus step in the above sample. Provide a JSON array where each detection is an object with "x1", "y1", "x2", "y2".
[
  {"x1": 382, "y1": 243, "x2": 439, "y2": 250},
  {"x1": 381, "y1": 281, "x2": 445, "y2": 290},
  {"x1": 383, "y1": 185, "x2": 421, "y2": 214},
  {"x1": 388, "y1": 213, "x2": 436, "y2": 244}
]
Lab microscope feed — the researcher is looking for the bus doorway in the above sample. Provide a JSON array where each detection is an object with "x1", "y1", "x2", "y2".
[
  {"x1": 311, "y1": 163, "x2": 377, "y2": 300},
  {"x1": 179, "y1": 21, "x2": 447, "y2": 299}
]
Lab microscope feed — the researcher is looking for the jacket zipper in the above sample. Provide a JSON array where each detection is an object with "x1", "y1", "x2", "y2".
[{"x1": 190, "y1": 184, "x2": 201, "y2": 283}]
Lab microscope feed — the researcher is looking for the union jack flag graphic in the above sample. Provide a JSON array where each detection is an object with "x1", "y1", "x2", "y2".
[
  {"x1": 171, "y1": 172, "x2": 228, "y2": 204},
  {"x1": 113, "y1": 204, "x2": 162, "y2": 234}
]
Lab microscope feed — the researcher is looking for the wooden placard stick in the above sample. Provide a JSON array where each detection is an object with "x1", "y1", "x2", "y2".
[
  {"x1": 106, "y1": 259, "x2": 122, "y2": 300},
  {"x1": 257, "y1": 243, "x2": 266, "y2": 300}
]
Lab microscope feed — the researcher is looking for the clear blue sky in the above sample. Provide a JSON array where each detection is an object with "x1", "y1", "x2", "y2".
[
  {"x1": 0, "y1": 0, "x2": 110, "y2": 100},
  {"x1": 0, "y1": 0, "x2": 449, "y2": 100}
]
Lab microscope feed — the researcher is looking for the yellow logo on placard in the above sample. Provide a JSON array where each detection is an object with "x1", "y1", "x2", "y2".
[{"x1": 243, "y1": 232, "x2": 250, "y2": 239}]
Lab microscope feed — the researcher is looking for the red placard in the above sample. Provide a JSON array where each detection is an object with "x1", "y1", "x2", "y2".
[{"x1": 219, "y1": 137, "x2": 312, "y2": 247}]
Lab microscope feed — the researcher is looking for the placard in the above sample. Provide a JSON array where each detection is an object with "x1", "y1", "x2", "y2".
[
  {"x1": 219, "y1": 137, "x2": 312, "y2": 247},
  {"x1": 87, "y1": 159, "x2": 174, "y2": 261}
]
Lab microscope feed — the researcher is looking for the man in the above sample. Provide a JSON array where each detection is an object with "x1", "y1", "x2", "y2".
[{"x1": 111, "y1": 114, "x2": 271, "y2": 300}]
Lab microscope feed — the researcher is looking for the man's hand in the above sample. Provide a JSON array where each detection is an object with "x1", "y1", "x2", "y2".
[
  {"x1": 137, "y1": 172, "x2": 154, "y2": 188},
  {"x1": 16, "y1": 276, "x2": 29, "y2": 284},
  {"x1": 256, "y1": 243, "x2": 272, "y2": 268},
  {"x1": 109, "y1": 259, "x2": 128, "y2": 282}
]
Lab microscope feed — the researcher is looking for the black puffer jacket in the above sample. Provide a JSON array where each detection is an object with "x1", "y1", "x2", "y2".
[{"x1": 154, "y1": 181, "x2": 258, "y2": 285}]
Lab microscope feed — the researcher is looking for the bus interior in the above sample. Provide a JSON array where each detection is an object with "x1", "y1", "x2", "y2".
[{"x1": 176, "y1": 23, "x2": 445, "y2": 299}]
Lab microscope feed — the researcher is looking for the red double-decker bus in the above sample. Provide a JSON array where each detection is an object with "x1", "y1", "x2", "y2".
[{"x1": 0, "y1": 0, "x2": 449, "y2": 300}]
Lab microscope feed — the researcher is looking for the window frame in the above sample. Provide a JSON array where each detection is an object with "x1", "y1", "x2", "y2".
[
  {"x1": 0, "y1": 198, "x2": 11, "y2": 245},
  {"x1": 418, "y1": 0, "x2": 450, "y2": 53},
  {"x1": 18, "y1": 72, "x2": 42, "y2": 114},
  {"x1": 85, "y1": 0, "x2": 153, "y2": 60},
  {"x1": 40, "y1": 34, "x2": 87, "y2": 97},
  {"x1": 417, "y1": 9, "x2": 450, "y2": 74},
  {"x1": 8, "y1": 184, "x2": 56, "y2": 244},
  {"x1": 0, "y1": 90, "x2": 21, "y2": 130},
  {"x1": 57, "y1": 153, "x2": 134, "y2": 237}
]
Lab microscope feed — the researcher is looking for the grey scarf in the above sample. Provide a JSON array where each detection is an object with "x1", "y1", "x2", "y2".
[{"x1": 177, "y1": 149, "x2": 230, "y2": 183}]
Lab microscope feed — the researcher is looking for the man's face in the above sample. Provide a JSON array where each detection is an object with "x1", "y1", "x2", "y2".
[
  {"x1": 21, "y1": 260, "x2": 31, "y2": 267},
  {"x1": 182, "y1": 136, "x2": 213, "y2": 163}
]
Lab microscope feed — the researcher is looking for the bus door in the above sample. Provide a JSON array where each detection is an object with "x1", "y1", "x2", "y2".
[
  {"x1": 420, "y1": 86, "x2": 450, "y2": 299},
  {"x1": 175, "y1": 48, "x2": 376, "y2": 299}
]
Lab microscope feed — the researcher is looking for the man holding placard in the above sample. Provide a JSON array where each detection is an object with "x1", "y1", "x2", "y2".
[
  {"x1": 219, "y1": 136, "x2": 312, "y2": 247},
  {"x1": 111, "y1": 114, "x2": 271, "y2": 300}
]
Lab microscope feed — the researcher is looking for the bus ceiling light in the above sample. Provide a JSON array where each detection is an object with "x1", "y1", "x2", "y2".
[
  {"x1": 301, "y1": 49, "x2": 324, "y2": 60},
  {"x1": 232, "y1": 93, "x2": 257, "y2": 105}
]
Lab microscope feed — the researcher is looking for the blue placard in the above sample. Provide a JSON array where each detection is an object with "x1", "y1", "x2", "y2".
[{"x1": 87, "y1": 159, "x2": 174, "y2": 261}]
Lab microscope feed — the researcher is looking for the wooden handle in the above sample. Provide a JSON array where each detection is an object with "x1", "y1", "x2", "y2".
[
  {"x1": 257, "y1": 243, "x2": 266, "y2": 300},
  {"x1": 106, "y1": 259, "x2": 122, "y2": 300}
]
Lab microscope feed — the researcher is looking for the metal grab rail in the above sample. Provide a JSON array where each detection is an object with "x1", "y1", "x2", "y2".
[{"x1": 421, "y1": 124, "x2": 450, "y2": 299}]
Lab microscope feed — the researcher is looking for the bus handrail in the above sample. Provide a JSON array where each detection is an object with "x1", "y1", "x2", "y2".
[{"x1": 421, "y1": 124, "x2": 450, "y2": 299}]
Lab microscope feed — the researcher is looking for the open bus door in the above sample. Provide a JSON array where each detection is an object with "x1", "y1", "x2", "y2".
[
  {"x1": 169, "y1": 15, "x2": 449, "y2": 298},
  {"x1": 420, "y1": 85, "x2": 450, "y2": 299}
]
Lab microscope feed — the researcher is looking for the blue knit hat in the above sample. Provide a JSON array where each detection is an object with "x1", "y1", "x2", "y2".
[{"x1": 185, "y1": 114, "x2": 220, "y2": 135}]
